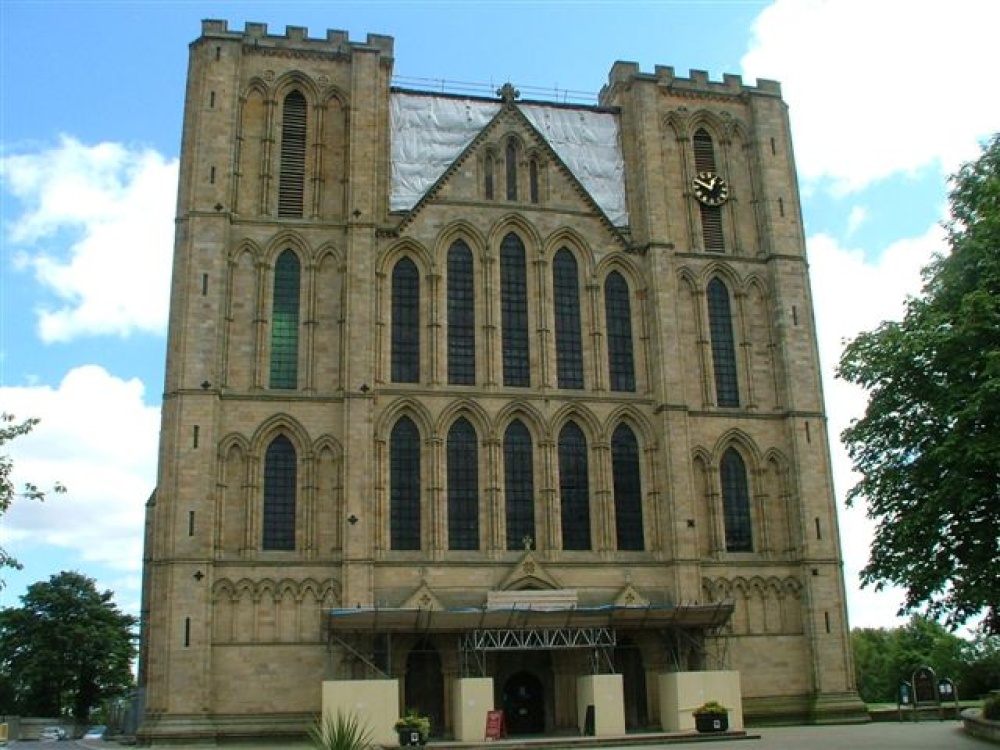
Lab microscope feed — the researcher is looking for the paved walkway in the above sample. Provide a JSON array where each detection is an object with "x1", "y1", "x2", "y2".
[
  {"x1": 9, "y1": 721, "x2": 988, "y2": 749},
  {"x1": 692, "y1": 721, "x2": 987, "y2": 749}
]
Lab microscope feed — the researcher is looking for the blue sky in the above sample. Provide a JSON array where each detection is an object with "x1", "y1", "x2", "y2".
[{"x1": 1, "y1": 0, "x2": 997, "y2": 631}]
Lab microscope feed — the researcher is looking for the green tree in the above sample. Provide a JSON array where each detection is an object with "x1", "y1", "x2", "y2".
[
  {"x1": 0, "y1": 571, "x2": 137, "y2": 722},
  {"x1": 0, "y1": 412, "x2": 65, "y2": 581},
  {"x1": 838, "y1": 133, "x2": 1000, "y2": 634},
  {"x1": 852, "y1": 617, "x2": 971, "y2": 703}
]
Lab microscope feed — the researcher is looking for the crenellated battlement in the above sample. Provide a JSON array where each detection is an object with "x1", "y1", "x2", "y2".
[
  {"x1": 600, "y1": 60, "x2": 781, "y2": 103},
  {"x1": 197, "y1": 18, "x2": 394, "y2": 58}
]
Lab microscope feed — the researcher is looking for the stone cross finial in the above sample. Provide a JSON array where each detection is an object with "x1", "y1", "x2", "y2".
[
  {"x1": 498, "y1": 82, "x2": 520, "y2": 102},
  {"x1": 522, "y1": 535, "x2": 534, "y2": 551}
]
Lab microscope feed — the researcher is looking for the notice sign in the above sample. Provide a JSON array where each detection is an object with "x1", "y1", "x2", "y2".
[{"x1": 484, "y1": 709, "x2": 506, "y2": 740}]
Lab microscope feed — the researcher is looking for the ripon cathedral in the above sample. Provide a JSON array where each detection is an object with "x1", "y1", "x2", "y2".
[{"x1": 137, "y1": 19, "x2": 865, "y2": 745}]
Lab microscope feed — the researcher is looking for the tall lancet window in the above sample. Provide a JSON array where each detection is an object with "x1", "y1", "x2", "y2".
[
  {"x1": 390, "y1": 417, "x2": 421, "y2": 550},
  {"x1": 263, "y1": 435, "x2": 296, "y2": 550},
  {"x1": 611, "y1": 423, "x2": 643, "y2": 551},
  {"x1": 721, "y1": 447, "x2": 753, "y2": 552},
  {"x1": 559, "y1": 421, "x2": 591, "y2": 550},
  {"x1": 605, "y1": 271, "x2": 636, "y2": 392},
  {"x1": 707, "y1": 278, "x2": 739, "y2": 407},
  {"x1": 270, "y1": 249, "x2": 300, "y2": 389},
  {"x1": 447, "y1": 418, "x2": 479, "y2": 550},
  {"x1": 553, "y1": 248, "x2": 584, "y2": 389},
  {"x1": 500, "y1": 233, "x2": 530, "y2": 386},
  {"x1": 504, "y1": 420, "x2": 535, "y2": 550},
  {"x1": 391, "y1": 258, "x2": 420, "y2": 383},
  {"x1": 447, "y1": 241, "x2": 475, "y2": 385}
]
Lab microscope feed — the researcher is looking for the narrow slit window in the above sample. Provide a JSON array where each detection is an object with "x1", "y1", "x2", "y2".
[
  {"x1": 278, "y1": 90, "x2": 306, "y2": 218},
  {"x1": 505, "y1": 138, "x2": 518, "y2": 201}
]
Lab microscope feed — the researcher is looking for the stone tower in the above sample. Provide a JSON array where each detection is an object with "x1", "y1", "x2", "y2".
[{"x1": 138, "y1": 19, "x2": 864, "y2": 744}]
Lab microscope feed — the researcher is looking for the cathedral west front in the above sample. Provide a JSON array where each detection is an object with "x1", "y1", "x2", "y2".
[{"x1": 137, "y1": 19, "x2": 865, "y2": 744}]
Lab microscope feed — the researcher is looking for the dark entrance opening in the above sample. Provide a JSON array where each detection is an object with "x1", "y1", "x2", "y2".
[
  {"x1": 502, "y1": 670, "x2": 545, "y2": 734},
  {"x1": 405, "y1": 639, "x2": 444, "y2": 737},
  {"x1": 615, "y1": 638, "x2": 648, "y2": 729}
]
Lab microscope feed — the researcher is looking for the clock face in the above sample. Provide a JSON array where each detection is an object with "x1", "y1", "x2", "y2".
[{"x1": 692, "y1": 171, "x2": 729, "y2": 206}]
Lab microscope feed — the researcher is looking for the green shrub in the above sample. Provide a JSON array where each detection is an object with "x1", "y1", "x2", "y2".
[
  {"x1": 692, "y1": 701, "x2": 728, "y2": 716},
  {"x1": 309, "y1": 710, "x2": 372, "y2": 750},
  {"x1": 983, "y1": 694, "x2": 1000, "y2": 721}
]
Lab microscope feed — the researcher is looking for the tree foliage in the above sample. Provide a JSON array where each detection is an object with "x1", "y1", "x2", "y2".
[
  {"x1": 0, "y1": 571, "x2": 137, "y2": 722},
  {"x1": 851, "y1": 616, "x2": 996, "y2": 703},
  {"x1": 0, "y1": 412, "x2": 66, "y2": 581},
  {"x1": 837, "y1": 134, "x2": 1000, "y2": 634}
]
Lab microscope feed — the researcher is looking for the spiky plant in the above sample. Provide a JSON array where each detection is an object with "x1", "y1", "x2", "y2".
[{"x1": 309, "y1": 710, "x2": 373, "y2": 750}]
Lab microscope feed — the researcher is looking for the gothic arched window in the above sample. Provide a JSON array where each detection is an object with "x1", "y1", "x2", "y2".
[
  {"x1": 278, "y1": 90, "x2": 306, "y2": 218},
  {"x1": 707, "y1": 278, "x2": 739, "y2": 407},
  {"x1": 447, "y1": 241, "x2": 475, "y2": 385},
  {"x1": 605, "y1": 271, "x2": 636, "y2": 392},
  {"x1": 721, "y1": 447, "x2": 753, "y2": 552},
  {"x1": 612, "y1": 424, "x2": 643, "y2": 551},
  {"x1": 270, "y1": 249, "x2": 300, "y2": 389},
  {"x1": 391, "y1": 257, "x2": 420, "y2": 383},
  {"x1": 506, "y1": 138, "x2": 518, "y2": 201},
  {"x1": 504, "y1": 420, "x2": 535, "y2": 550},
  {"x1": 559, "y1": 422, "x2": 591, "y2": 550},
  {"x1": 390, "y1": 417, "x2": 421, "y2": 550},
  {"x1": 263, "y1": 435, "x2": 296, "y2": 550},
  {"x1": 553, "y1": 248, "x2": 584, "y2": 389},
  {"x1": 447, "y1": 418, "x2": 479, "y2": 550},
  {"x1": 500, "y1": 233, "x2": 530, "y2": 387}
]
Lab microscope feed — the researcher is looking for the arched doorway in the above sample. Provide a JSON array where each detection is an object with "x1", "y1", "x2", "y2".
[
  {"x1": 615, "y1": 638, "x2": 648, "y2": 730},
  {"x1": 404, "y1": 639, "x2": 444, "y2": 737},
  {"x1": 501, "y1": 670, "x2": 545, "y2": 734}
]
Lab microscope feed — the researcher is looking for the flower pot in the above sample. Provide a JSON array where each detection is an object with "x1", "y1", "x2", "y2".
[
  {"x1": 695, "y1": 713, "x2": 728, "y2": 733},
  {"x1": 398, "y1": 728, "x2": 424, "y2": 746}
]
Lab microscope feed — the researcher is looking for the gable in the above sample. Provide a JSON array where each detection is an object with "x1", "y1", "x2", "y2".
[{"x1": 390, "y1": 90, "x2": 628, "y2": 226}]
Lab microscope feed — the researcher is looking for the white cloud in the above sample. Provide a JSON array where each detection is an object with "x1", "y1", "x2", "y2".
[
  {"x1": 809, "y1": 222, "x2": 943, "y2": 628},
  {"x1": 845, "y1": 205, "x2": 866, "y2": 237},
  {"x1": 742, "y1": 0, "x2": 1000, "y2": 193},
  {"x1": 1, "y1": 365, "x2": 159, "y2": 577},
  {"x1": 0, "y1": 136, "x2": 178, "y2": 342}
]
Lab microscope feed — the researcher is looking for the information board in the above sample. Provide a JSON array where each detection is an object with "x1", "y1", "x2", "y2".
[{"x1": 484, "y1": 709, "x2": 506, "y2": 740}]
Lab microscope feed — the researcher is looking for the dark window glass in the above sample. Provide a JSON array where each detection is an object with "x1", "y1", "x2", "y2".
[
  {"x1": 263, "y1": 435, "x2": 296, "y2": 550},
  {"x1": 392, "y1": 258, "x2": 420, "y2": 383},
  {"x1": 447, "y1": 241, "x2": 475, "y2": 385},
  {"x1": 270, "y1": 249, "x2": 300, "y2": 389},
  {"x1": 707, "y1": 278, "x2": 739, "y2": 407},
  {"x1": 529, "y1": 159, "x2": 539, "y2": 204},
  {"x1": 278, "y1": 90, "x2": 306, "y2": 218},
  {"x1": 612, "y1": 424, "x2": 644, "y2": 550},
  {"x1": 721, "y1": 448, "x2": 753, "y2": 552},
  {"x1": 390, "y1": 417, "x2": 421, "y2": 550},
  {"x1": 504, "y1": 420, "x2": 535, "y2": 550},
  {"x1": 500, "y1": 233, "x2": 530, "y2": 386},
  {"x1": 506, "y1": 139, "x2": 518, "y2": 201},
  {"x1": 485, "y1": 154, "x2": 494, "y2": 200},
  {"x1": 559, "y1": 422, "x2": 591, "y2": 550},
  {"x1": 447, "y1": 418, "x2": 479, "y2": 550},
  {"x1": 553, "y1": 249, "x2": 584, "y2": 389},
  {"x1": 605, "y1": 271, "x2": 636, "y2": 392}
]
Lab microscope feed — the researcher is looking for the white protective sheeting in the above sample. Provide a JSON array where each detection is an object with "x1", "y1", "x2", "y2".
[{"x1": 390, "y1": 92, "x2": 629, "y2": 226}]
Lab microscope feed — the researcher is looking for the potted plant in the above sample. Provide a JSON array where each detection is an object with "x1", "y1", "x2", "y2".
[
  {"x1": 394, "y1": 709, "x2": 430, "y2": 746},
  {"x1": 692, "y1": 700, "x2": 729, "y2": 733}
]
